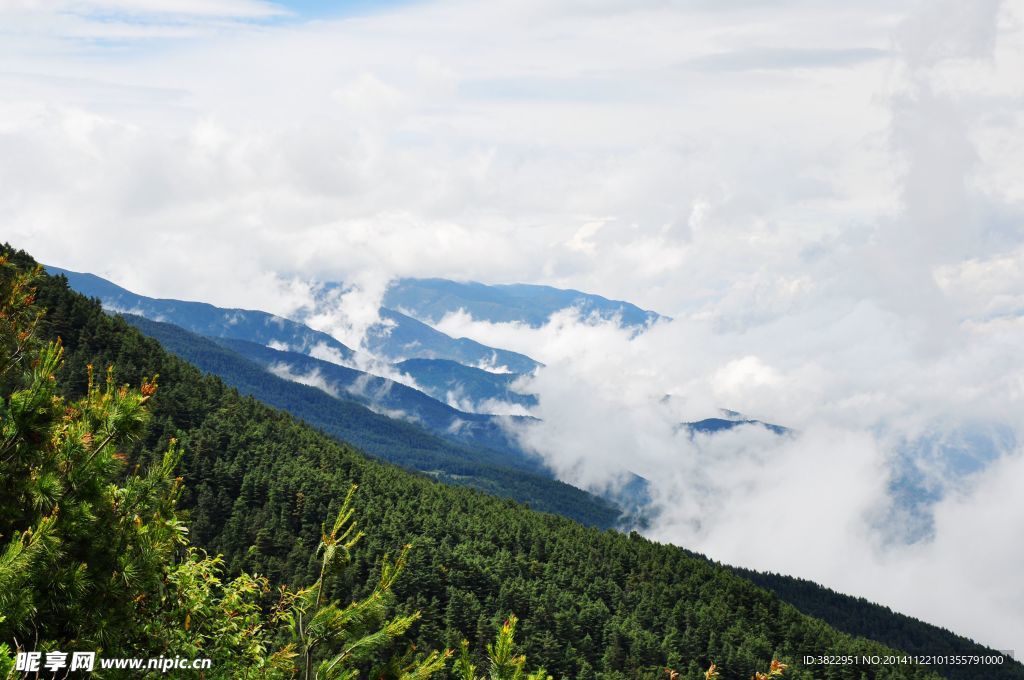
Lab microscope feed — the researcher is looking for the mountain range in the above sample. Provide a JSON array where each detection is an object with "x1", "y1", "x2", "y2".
[{"x1": 49, "y1": 267, "x2": 541, "y2": 376}]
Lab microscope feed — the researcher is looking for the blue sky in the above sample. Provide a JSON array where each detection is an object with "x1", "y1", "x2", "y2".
[{"x1": 273, "y1": 0, "x2": 422, "y2": 20}]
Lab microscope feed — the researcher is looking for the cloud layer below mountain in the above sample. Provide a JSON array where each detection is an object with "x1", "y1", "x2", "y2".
[{"x1": 435, "y1": 296, "x2": 1024, "y2": 652}]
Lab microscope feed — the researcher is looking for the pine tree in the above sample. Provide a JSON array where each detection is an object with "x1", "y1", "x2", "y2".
[
  {"x1": 279, "y1": 484, "x2": 449, "y2": 679},
  {"x1": 453, "y1": 615, "x2": 550, "y2": 680},
  {"x1": 0, "y1": 257, "x2": 164, "y2": 649}
]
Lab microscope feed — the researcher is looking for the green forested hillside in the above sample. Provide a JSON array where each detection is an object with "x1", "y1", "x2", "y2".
[
  {"x1": 117, "y1": 313, "x2": 619, "y2": 529},
  {"x1": 9, "y1": 247, "x2": 1020, "y2": 680},
  {"x1": 729, "y1": 568, "x2": 1015, "y2": 680},
  {"x1": 0, "y1": 258, "x2": 449, "y2": 680}
]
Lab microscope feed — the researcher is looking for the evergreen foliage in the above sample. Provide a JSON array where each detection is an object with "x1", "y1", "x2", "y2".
[
  {"x1": 729, "y1": 568, "x2": 1015, "y2": 680},
  {"x1": 283, "y1": 484, "x2": 449, "y2": 679},
  {"x1": 454, "y1": 615, "x2": 550, "y2": 680}
]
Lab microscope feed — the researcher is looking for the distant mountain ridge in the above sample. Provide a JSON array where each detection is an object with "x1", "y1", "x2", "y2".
[
  {"x1": 214, "y1": 336, "x2": 534, "y2": 460},
  {"x1": 120, "y1": 313, "x2": 621, "y2": 529},
  {"x1": 371, "y1": 307, "x2": 538, "y2": 372},
  {"x1": 46, "y1": 267, "x2": 356, "y2": 360},
  {"x1": 47, "y1": 266, "x2": 539, "y2": 409},
  {"x1": 383, "y1": 277, "x2": 664, "y2": 329},
  {"x1": 684, "y1": 416, "x2": 791, "y2": 436},
  {"x1": 395, "y1": 357, "x2": 538, "y2": 411},
  {"x1": 49, "y1": 267, "x2": 671, "y2": 378}
]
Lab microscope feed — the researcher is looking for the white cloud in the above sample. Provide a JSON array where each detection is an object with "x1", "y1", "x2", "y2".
[
  {"x1": 448, "y1": 296, "x2": 1024, "y2": 652},
  {"x1": 267, "y1": 362, "x2": 338, "y2": 397},
  {"x1": 3, "y1": 0, "x2": 939, "y2": 315},
  {"x1": 301, "y1": 275, "x2": 394, "y2": 354}
]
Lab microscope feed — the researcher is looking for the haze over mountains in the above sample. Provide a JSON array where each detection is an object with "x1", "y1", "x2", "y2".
[
  {"x1": 50, "y1": 267, "x2": 541, "y2": 376},
  {"x1": 47, "y1": 265, "x2": 667, "y2": 526},
  {"x1": 48, "y1": 264, "x2": 994, "y2": 539},
  {"x1": 48, "y1": 264, "x2": 668, "y2": 419},
  {"x1": 54, "y1": 264, "x2": 806, "y2": 530}
]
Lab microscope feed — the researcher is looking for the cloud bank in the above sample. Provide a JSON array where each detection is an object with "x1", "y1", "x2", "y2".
[{"x1": 437, "y1": 295, "x2": 1024, "y2": 651}]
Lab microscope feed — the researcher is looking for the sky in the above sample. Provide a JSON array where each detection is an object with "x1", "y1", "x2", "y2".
[{"x1": 3, "y1": 0, "x2": 1024, "y2": 655}]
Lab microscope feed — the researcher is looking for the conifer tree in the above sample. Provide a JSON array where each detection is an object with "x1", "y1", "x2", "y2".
[
  {"x1": 280, "y1": 484, "x2": 449, "y2": 679},
  {"x1": 453, "y1": 615, "x2": 550, "y2": 680}
]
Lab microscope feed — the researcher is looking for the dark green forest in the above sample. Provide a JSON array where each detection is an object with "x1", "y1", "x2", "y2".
[
  {"x1": 728, "y1": 568, "x2": 1014, "y2": 680},
  {"x1": 118, "y1": 314, "x2": 618, "y2": 529},
  {"x1": 3, "y1": 245, "x2": 1020, "y2": 679}
]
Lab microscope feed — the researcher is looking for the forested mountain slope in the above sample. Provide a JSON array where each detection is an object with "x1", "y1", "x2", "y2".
[
  {"x1": 18, "y1": 249, "x2": 1021, "y2": 680},
  {"x1": 118, "y1": 313, "x2": 617, "y2": 529},
  {"x1": 729, "y1": 567, "x2": 1016, "y2": 680}
]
